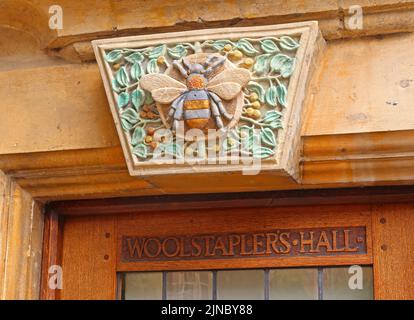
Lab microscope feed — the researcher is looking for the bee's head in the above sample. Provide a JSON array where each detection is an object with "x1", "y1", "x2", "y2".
[{"x1": 183, "y1": 59, "x2": 205, "y2": 74}]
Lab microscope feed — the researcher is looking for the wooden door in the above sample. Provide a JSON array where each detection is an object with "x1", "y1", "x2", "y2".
[{"x1": 41, "y1": 201, "x2": 414, "y2": 300}]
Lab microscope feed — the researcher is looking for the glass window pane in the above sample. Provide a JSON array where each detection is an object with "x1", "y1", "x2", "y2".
[
  {"x1": 217, "y1": 270, "x2": 264, "y2": 300},
  {"x1": 124, "y1": 272, "x2": 162, "y2": 300},
  {"x1": 269, "y1": 268, "x2": 318, "y2": 300},
  {"x1": 166, "y1": 271, "x2": 212, "y2": 300},
  {"x1": 323, "y1": 266, "x2": 373, "y2": 300}
]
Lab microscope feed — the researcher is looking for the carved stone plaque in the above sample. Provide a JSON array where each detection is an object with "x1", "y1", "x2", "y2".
[
  {"x1": 121, "y1": 226, "x2": 366, "y2": 262},
  {"x1": 93, "y1": 22, "x2": 324, "y2": 177}
]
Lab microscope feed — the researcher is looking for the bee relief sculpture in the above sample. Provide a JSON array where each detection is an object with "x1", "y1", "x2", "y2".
[
  {"x1": 140, "y1": 53, "x2": 251, "y2": 137},
  {"x1": 96, "y1": 28, "x2": 304, "y2": 170}
]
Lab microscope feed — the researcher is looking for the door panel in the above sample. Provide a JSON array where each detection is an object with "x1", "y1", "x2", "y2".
[
  {"x1": 60, "y1": 215, "x2": 116, "y2": 300},
  {"x1": 372, "y1": 203, "x2": 414, "y2": 299}
]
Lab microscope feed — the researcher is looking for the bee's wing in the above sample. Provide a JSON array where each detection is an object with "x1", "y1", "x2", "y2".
[
  {"x1": 207, "y1": 68, "x2": 250, "y2": 88},
  {"x1": 151, "y1": 87, "x2": 187, "y2": 104},
  {"x1": 207, "y1": 82, "x2": 242, "y2": 100},
  {"x1": 140, "y1": 74, "x2": 187, "y2": 104}
]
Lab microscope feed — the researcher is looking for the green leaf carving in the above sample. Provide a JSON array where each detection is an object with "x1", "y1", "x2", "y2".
[
  {"x1": 121, "y1": 108, "x2": 138, "y2": 125},
  {"x1": 147, "y1": 59, "x2": 160, "y2": 74},
  {"x1": 167, "y1": 45, "x2": 188, "y2": 59},
  {"x1": 253, "y1": 54, "x2": 271, "y2": 75},
  {"x1": 270, "y1": 54, "x2": 291, "y2": 72},
  {"x1": 236, "y1": 39, "x2": 258, "y2": 56},
  {"x1": 117, "y1": 92, "x2": 130, "y2": 109},
  {"x1": 239, "y1": 126, "x2": 258, "y2": 151},
  {"x1": 253, "y1": 146, "x2": 275, "y2": 159},
  {"x1": 270, "y1": 54, "x2": 295, "y2": 78},
  {"x1": 262, "y1": 110, "x2": 282, "y2": 124},
  {"x1": 265, "y1": 86, "x2": 278, "y2": 107},
  {"x1": 121, "y1": 118, "x2": 133, "y2": 131},
  {"x1": 115, "y1": 66, "x2": 129, "y2": 87},
  {"x1": 260, "y1": 127, "x2": 276, "y2": 147},
  {"x1": 130, "y1": 62, "x2": 143, "y2": 81},
  {"x1": 260, "y1": 39, "x2": 280, "y2": 54},
  {"x1": 131, "y1": 88, "x2": 145, "y2": 109},
  {"x1": 246, "y1": 81, "x2": 266, "y2": 103},
  {"x1": 268, "y1": 120, "x2": 283, "y2": 129},
  {"x1": 279, "y1": 36, "x2": 300, "y2": 51},
  {"x1": 105, "y1": 49, "x2": 123, "y2": 63},
  {"x1": 132, "y1": 144, "x2": 148, "y2": 159},
  {"x1": 112, "y1": 79, "x2": 121, "y2": 93},
  {"x1": 211, "y1": 40, "x2": 233, "y2": 51},
  {"x1": 280, "y1": 58, "x2": 296, "y2": 78},
  {"x1": 131, "y1": 126, "x2": 146, "y2": 145},
  {"x1": 277, "y1": 84, "x2": 288, "y2": 106},
  {"x1": 125, "y1": 52, "x2": 144, "y2": 64},
  {"x1": 243, "y1": 134, "x2": 255, "y2": 151},
  {"x1": 148, "y1": 44, "x2": 166, "y2": 59}
]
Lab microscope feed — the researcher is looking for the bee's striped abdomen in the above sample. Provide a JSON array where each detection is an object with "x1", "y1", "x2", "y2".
[{"x1": 184, "y1": 90, "x2": 210, "y2": 129}]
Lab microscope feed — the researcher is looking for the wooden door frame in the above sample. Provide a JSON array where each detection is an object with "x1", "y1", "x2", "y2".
[
  {"x1": 45, "y1": 185, "x2": 414, "y2": 216},
  {"x1": 40, "y1": 185, "x2": 414, "y2": 299}
]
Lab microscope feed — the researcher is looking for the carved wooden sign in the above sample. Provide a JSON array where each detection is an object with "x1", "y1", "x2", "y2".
[
  {"x1": 121, "y1": 226, "x2": 366, "y2": 262},
  {"x1": 93, "y1": 22, "x2": 323, "y2": 177}
]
